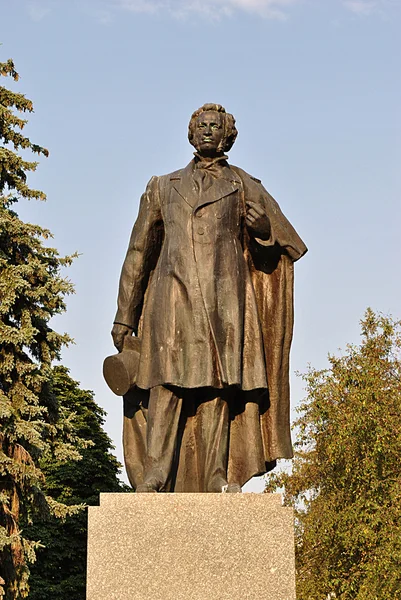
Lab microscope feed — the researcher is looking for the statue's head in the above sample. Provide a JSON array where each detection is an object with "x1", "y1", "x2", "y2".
[{"x1": 188, "y1": 103, "x2": 238, "y2": 156}]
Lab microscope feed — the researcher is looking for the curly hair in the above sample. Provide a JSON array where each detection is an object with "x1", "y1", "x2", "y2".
[{"x1": 188, "y1": 103, "x2": 238, "y2": 153}]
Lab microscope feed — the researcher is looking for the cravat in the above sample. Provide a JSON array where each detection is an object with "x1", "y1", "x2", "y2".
[{"x1": 193, "y1": 153, "x2": 228, "y2": 193}]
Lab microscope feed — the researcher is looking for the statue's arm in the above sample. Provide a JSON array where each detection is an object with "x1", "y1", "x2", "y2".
[
  {"x1": 236, "y1": 168, "x2": 307, "y2": 263},
  {"x1": 256, "y1": 184, "x2": 307, "y2": 262},
  {"x1": 113, "y1": 176, "x2": 164, "y2": 337}
]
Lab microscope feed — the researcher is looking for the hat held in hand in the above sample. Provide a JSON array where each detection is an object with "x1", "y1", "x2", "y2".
[{"x1": 103, "y1": 336, "x2": 141, "y2": 396}]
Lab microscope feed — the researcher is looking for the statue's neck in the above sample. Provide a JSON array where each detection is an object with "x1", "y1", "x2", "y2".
[{"x1": 193, "y1": 152, "x2": 228, "y2": 168}]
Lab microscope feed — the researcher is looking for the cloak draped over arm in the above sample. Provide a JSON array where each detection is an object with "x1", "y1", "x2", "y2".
[{"x1": 231, "y1": 166, "x2": 308, "y2": 464}]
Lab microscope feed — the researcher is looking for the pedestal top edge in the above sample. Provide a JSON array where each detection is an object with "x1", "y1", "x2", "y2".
[{"x1": 96, "y1": 491, "x2": 284, "y2": 508}]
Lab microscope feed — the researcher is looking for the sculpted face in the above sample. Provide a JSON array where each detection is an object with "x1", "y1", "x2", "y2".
[{"x1": 192, "y1": 111, "x2": 224, "y2": 156}]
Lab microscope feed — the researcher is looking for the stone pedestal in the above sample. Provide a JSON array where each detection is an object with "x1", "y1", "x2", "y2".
[{"x1": 87, "y1": 493, "x2": 296, "y2": 600}]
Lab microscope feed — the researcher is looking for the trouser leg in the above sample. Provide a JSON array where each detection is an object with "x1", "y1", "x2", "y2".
[
  {"x1": 143, "y1": 385, "x2": 182, "y2": 491},
  {"x1": 196, "y1": 392, "x2": 229, "y2": 492}
]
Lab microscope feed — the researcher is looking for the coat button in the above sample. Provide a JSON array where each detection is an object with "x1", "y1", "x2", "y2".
[
  {"x1": 197, "y1": 228, "x2": 204, "y2": 235},
  {"x1": 196, "y1": 209, "x2": 204, "y2": 218}
]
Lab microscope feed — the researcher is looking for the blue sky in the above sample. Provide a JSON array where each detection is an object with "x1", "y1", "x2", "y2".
[{"x1": 2, "y1": 0, "x2": 400, "y2": 490}]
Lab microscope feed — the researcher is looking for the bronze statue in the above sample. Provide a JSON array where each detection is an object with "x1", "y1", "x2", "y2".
[{"x1": 110, "y1": 103, "x2": 307, "y2": 493}]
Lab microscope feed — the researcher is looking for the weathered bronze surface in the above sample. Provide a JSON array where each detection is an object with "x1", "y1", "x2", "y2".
[{"x1": 110, "y1": 103, "x2": 307, "y2": 492}]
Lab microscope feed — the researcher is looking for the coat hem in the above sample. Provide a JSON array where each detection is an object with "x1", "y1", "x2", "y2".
[{"x1": 135, "y1": 381, "x2": 269, "y2": 392}]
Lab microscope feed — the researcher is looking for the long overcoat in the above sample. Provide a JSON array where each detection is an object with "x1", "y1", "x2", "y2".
[{"x1": 115, "y1": 159, "x2": 307, "y2": 489}]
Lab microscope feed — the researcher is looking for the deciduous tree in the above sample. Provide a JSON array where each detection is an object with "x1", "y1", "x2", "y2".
[{"x1": 266, "y1": 309, "x2": 401, "y2": 599}]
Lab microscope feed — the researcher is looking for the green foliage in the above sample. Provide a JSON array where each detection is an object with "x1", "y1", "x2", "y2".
[
  {"x1": 26, "y1": 367, "x2": 127, "y2": 600},
  {"x1": 266, "y1": 309, "x2": 401, "y2": 599},
  {"x1": 0, "y1": 58, "x2": 83, "y2": 599}
]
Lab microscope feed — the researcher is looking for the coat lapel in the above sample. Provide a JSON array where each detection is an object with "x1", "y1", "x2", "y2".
[
  {"x1": 171, "y1": 162, "x2": 198, "y2": 208},
  {"x1": 171, "y1": 161, "x2": 240, "y2": 210}
]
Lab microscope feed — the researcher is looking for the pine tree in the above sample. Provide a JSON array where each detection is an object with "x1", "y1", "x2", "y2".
[
  {"x1": 26, "y1": 366, "x2": 127, "y2": 600},
  {"x1": 266, "y1": 309, "x2": 401, "y2": 599},
  {"x1": 0, "y1": 58, "x2": 85, "y2": 599}
]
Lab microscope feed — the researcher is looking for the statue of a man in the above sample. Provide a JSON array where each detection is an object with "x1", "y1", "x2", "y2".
[{"x1": 111, "y1": 103, "x2": 307, "y2": 493}]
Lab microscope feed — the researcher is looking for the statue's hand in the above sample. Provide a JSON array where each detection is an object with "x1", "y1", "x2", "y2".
[
  {"x1": 245, "y1": 201, "x2": 271, "y2": 240},
  {"x1": 111, "y1": 323, "x2": 133, "y2": 352}
]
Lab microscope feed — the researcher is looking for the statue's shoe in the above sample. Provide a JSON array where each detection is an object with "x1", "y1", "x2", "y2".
[
  {"x1": 226, "y1": 483, "x2": 242, "y2": 493},
  {"x1": 136, "y1": 482, "x2": 158, "y2": 493},
  {"x1": 207, "y1": 476, "x2": 229, "y2": 493}
]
